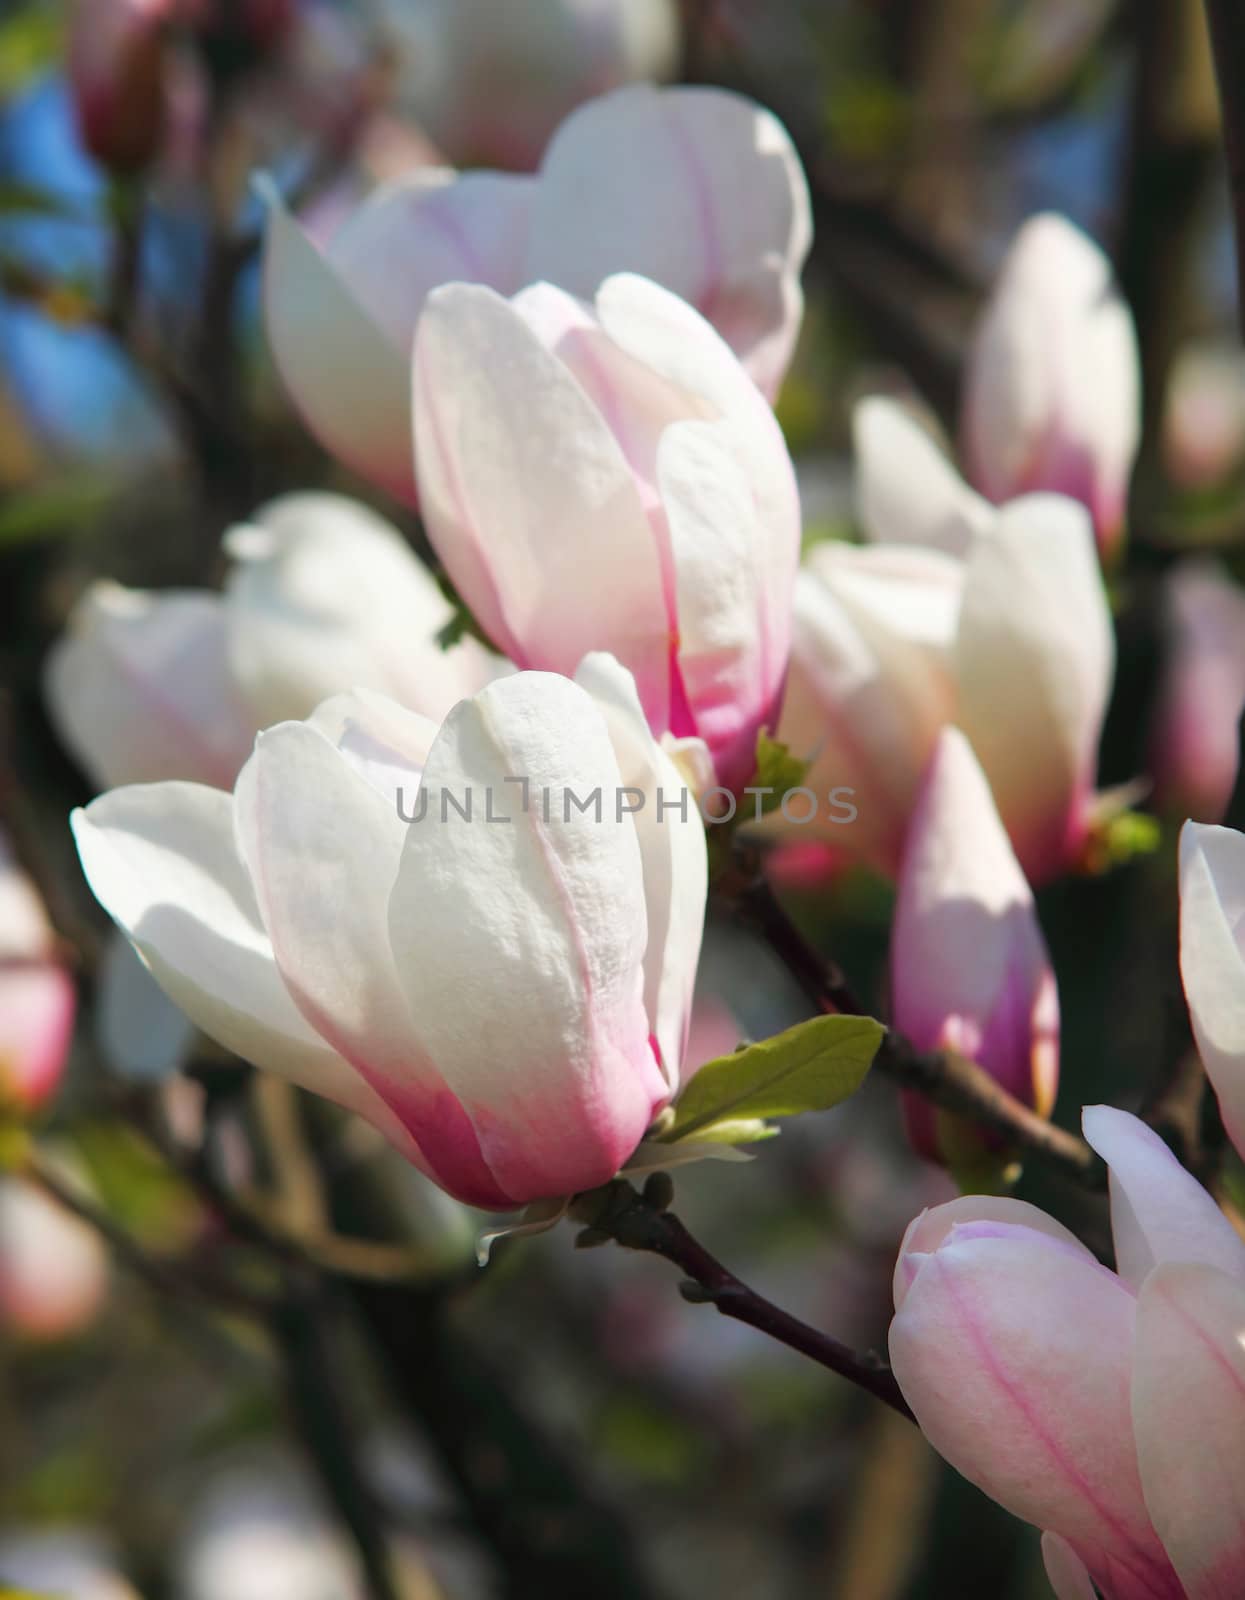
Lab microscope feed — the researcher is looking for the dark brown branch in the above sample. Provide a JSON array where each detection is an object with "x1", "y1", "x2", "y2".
[
  {"x1": 721, "y1": 857, "x2": 1104, "y2": 1189},
  {"x1": 1205, "y1": 0, "x2": 1245, "y2": 331},
  {"x1": 573, "y1": 1179, "x2": 913, "y2": 1421}
]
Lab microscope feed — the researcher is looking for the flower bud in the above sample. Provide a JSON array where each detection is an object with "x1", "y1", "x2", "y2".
[
  {"x1": 0, "y1": 830, "x2": 75, "y2": 1115},
  {"x1": 68, "y1": 0, "x2": 174, "y2": 174}
]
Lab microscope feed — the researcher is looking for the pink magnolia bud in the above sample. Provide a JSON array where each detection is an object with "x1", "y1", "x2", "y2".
[
  {"x1": 891, "y1": 1106, "x2": 1245, "y2": 1598},
  {"x1": 72, "y1": 661, "x2": 708, "y2": 1209},
  {"x1": 68, "y1": 0, "x2": 175, "y2": 174},
  {"x1": 1151, "y1": 562, "x2": 1245, "y2": 823},
  {"x1": 0, "y1": 831, "x2": 75, "y2": 1115},
  {"x1": 414, "y1": 274, "x2": 800, "y2": 791},
  {"x1": 962, "y1": 214, "x2": 1141, "y2": 563},
  {"x1": 891, "y1": 729, "x2": 1058, "y2": 1162},
  {"x1": 0, "y1": 1176, "x2": 108, "y2": 1341}
]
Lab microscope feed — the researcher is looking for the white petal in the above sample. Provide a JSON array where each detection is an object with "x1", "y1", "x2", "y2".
[
  {"x1": 853, "y1": 396, "x2": 992, "y2": 556},
  {"x1": 954, "y1": 494, "x2": 1113, "y2": 881},
  {"x1": 575, "y1": 652, "x2": 708, "y2": 1089},
  {"x1": 1082, "y1": 1105, "x2": 1245, "y2": 1290},
  {"x1": 413, "y1": 282, "x2": 671, "y2": 723},
  {"x1": 1179, "y1": 821, "x2": 1245, "y2": 1160},
  {"x1": 529, "y1": 84, "x2": 811, "y2": 395},
  {"x1": 45, "y1": 583, "x2": 254, "y2": 790}
]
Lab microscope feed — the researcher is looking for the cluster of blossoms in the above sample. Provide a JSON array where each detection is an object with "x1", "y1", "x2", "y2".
[{"x1": 30, "y1": 59, "x2": 1245, "y2": 1597}]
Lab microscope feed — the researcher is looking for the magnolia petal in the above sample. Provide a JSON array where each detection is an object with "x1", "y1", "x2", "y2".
[
  {"x1": 529, "y1": 84, "x2": 811, "y2": 397},
  {"x1": 1041, "y1": 1533, "x2": 1099, "y2": 1600},
  {"x1": 575, "y1": 652, "x2": 708, "y2": 1090},
  {"x1": 892, "y1": 729, "x2": 1058, "y2": 1131},
  {"x1": 45, "y1": 583, "x2": 254, "y2": 791},
  {"x1": 70, "y1": 783, "x2": 402, "y2": 1139},
  {"x1": 259, "y1": 182, "x2": 416, "y2": 502},
  {"x1": 1082, "y1": 1105, "x2": 1245, "y2": 1289},
  {"x1": 388, "y1": 671, "x2": 667, "y2": 1203},
  {"x1": 854, "y1": 397, "x2": 992, "y2": 556},
  {"x1": 1133, "y1": 1262, "x2": 1245, "y2": 1600},
  {"x1": 413, "y1": 282, "x2": 671, "y2": 724},
  {"x1": 224, "y1": 491, "x2": 498, "y2": 728},
  {"x1": 892, "y1": 1194, "x2": 1090, "y2": 1311},
  {"x1": 1179, "y1": 821, "x2": 1245, "y2": 1160},
  {"x1": 660, "y1": 419, "x2": 777, "y2": 788},
  {"x1": 955, "y1": 493, "x2": 1113, "y2": 882},
  {"x1": 890, "y1": 1222, "x2": 1173, "y2": 1583}
]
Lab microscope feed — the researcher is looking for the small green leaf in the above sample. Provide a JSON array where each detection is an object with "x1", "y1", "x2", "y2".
[
  {"x1": 750, "y1": 730, "x2": 811, "y2": 818},
  {"x1": 665, "y1": 1014, "x2": 882, "y2": 1142}
]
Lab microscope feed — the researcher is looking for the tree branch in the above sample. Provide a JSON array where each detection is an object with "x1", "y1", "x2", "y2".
[
  {"x1": 1204, "y1": 0, "x2": 1245, "y2": 329},
  {"x1": 572, "y1": 1178, "x2": 913, "y2": 1422},
  {"x1": 721, "y1": 857, "x2": 1104, "y2": 1189}
]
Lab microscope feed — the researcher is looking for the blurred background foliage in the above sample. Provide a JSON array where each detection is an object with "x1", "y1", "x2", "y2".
[{"x1": 0, "y1": 1, "x2": 1241, "y2": 1597}]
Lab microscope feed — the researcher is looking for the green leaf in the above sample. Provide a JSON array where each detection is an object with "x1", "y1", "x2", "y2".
[
  {"x1": 750, "y1": 729, "x2": 811, "y2": 818},
  {"x1": 664, "y1": 1014, "x2": 882, "y2": 1142}
]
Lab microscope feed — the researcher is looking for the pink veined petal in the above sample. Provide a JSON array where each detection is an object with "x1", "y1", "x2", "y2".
[
  {"x1": 70, "y1": 783, "x2": 415, "y2": 1156},
  {"x1": 413, "y1": 282, "x2": 671, "y2": 728},
  {"x1": 954, "y1": 493, "x2": 1113, "y2": 883},
  {"x1": 575, "y1": 652, "x2": 708, "y2": 1091},
  {"x1": 1041, "y1": 1532, "x2": 1099, "y2": 1600},
  {"x1": 259, "y1": 182, "x2": 416, "y2": 503},
  {"x1": 1179, "y1": 821, "x2": 1245, "y2": 1163},
  {"x1": 1082, "y1": 1105, "x2": 1245, "y2": 1289},
  {"x1": 45, "y1": 583, "x2": 255, "y2": 791},
  {"x1": 893, "y1": 1194, "x2": 1091, "y2": 1311},
  {"x1": 1133, "y1": 1262, "x2": 1245, "y2": 1600},
  {"x1": 528, "y1": 84, "x2": 811, "y2": 396},
  {"x1": 660, "y1": 419, "x2": 779, "y2": 790},
  {"x1": 889, "y1": 1224, "x2": 1176, "y2": 1590},
  {"x1": 854, "y1": 396, "x2": 993, "y2": 557},
  {"x1": 388, "y1": 671, "x2": 668, "y2": 1204}
]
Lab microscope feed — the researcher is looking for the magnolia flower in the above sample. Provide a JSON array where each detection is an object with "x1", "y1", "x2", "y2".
[
  {"x1": 46, "y1": 491, "x2": 498, "y2": 792},
  {"x1": 0, "y1": 831, "x2": 75, "y2": 1114},
  {"x1": 853, "y1": 397, "x2": 992, "y2": 559},
  {"x1": 262, "y1": 84, "x2": 812, "y2": 499},
  {"x1": 962, "y1": 214, "x2": 1141, "y2": 560},
  {"x1": 72, "y1": 660, "x2": 708, "y2": 1209},
  {"x1": 414, "y1": 273, "x2": 800, "y2": 792},
  {"x1": 1151, "y1": 563, "x2": 1245, "y2": 823},
  {"x1": 380, "y1": 0, "x2": 680, "y2": 171},
  {"x1": 0, "y1": 1175, "x2": 109, "y2": 1342},
  {"x1": 1179, "y1": 820, "x2": 1245, "y2": 1159},
  {"x1": 892, "y1": 729, "x2": 1059, "y2": 1161},
  {"x1": 890, "y1": 1105, "x2": 1245, "y2": 1599},
  {"x1": 777, "y1": 494, "x2": 1113, "y2": 881},
  {"x1": 1162, "y1": 341, "x2": 1245, "y2": 490}
]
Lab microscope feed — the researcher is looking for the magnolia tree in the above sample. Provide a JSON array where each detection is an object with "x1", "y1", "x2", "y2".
[{"x1": 4, "y1": 2, "x2": 1245, "y2": 1596}]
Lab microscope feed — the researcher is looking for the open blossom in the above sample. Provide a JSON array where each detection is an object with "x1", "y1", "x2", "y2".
[
  {"x1": 262, "y1": 84, "x2": 811, "y2": 500},
  {"x1": 890, "y1": 1105, "x2": 1245, "y2": 1600},
  {"x1": 1179, "y1": 819, "x2": 1245, "y2": 1159},
  {"x1": 777, "y1": 493, "x2": 1113, "y2": 881},
  {"x1": 1151, "y1": 563, "x2": 1245, "y2": 823},
  {"x1": 71, "y1": 659, "x2": 708, "y2": 1209},
  {"x1": 0, "y1": 830, "x2": 75, "y2": 1114},
  {"x1": 380, "y1": 0, "x2": 681, "y2": 171},
  {"x1": 414, "y1": 273, "x2": 801, "y2": 792},
  {"x1": 892, "y1": 730, "x2": 1059, "y2": 1161},
  {"x1": 962, "y1": 213, "x2": 1141, "y2": 560},
  {"x1": 45, "y1": 490, "x2": 499, "y2": 793}
]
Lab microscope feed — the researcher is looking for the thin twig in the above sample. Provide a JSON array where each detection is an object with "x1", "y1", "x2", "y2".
[
  {"x1": 721, "y1": 853, "x2": 1104, "y2": 1188},
  {"x1": 1205, "y1": 0, "x2": 1245, "y2": 331},
  {"x1": 573, "y1": 1178, "x2": 913, "y2": 1421}
]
